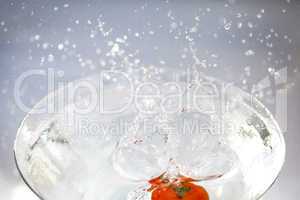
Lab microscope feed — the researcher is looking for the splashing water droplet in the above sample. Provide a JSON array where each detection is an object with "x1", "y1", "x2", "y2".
[
  {"x1": 244, "y1": 50, "x2": 255, "y2": 56},
  {"x1": 57, "y1": 44, "x2": 64, "y2": 50},
  {"x1": 224, "y1": 22, "x2": 232, "y2": 31}
]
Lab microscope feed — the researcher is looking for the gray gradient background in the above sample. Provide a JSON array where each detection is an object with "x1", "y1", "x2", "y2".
[{"x1": 0, "y1": 0, "x2": 299, "y2": 199}]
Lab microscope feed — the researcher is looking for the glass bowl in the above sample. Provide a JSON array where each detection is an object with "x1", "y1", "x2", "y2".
[{"x1": 14, "y1": 67, "x2": 285, "y2": 200}]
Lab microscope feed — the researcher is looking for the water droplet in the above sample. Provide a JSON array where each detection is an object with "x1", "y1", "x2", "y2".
[
  {"x1": 160, "y1": 60, "x2": 166, "y2": 65},
  {"x1": 211, "y1": 54, "x2": 219, "y2": 58},
  {"x1": 268, "y1": 67, "x2": 275, "y2": 74},
  {"x1": 247, "y1": 22, "x2": 254, "y2": 28},
  {"x1": 149, "y1": 30, "x2": 155, "y2": 35},
  {"x1": 110, "y1": 43, "x2": 120, "y2": 56},
  {"x1": 134, "y1": 59, "x2": 141, "y2": 65},
  {"x1": 34, "y1": 35, "x2": 40, "y2": 41},
  {"x1": 236, "y1": 13, "x2": 242, "y2": 18},
  {"x1": 244, "y1": 50, "x2": 255, "y2": 56},
  {"x1": 47, "y1": 54, "x2": 55, "y2": 62},
  {"x1": 57, "y1": 44, "x2": 64, "y2": 50},
  {"x1": 237, "y1": 22, "x2": 243, "y2": 29},
  {"x1": 224, "y1": 21, "x2": 232, "y2": 31},
  {"x1": 190, "y1": 26, "x2": 198, "y2": 33},
  {"x1": 256, "y1": 14, "x2": 262, "y2": 19},
  {"x1": 195, "y1": 16, "x2": 201, "y2": 21},
  {"x1": 42, "y1": 43, "x2": 49, "y2": 49}
]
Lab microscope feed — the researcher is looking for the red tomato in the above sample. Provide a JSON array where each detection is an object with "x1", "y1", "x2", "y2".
[
  {"x1": 152, "y1": 187, "x2": 180, "y2": 200},
  {"x1": 148, "y1": 174, "x2": 209, "y2": 200}
]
